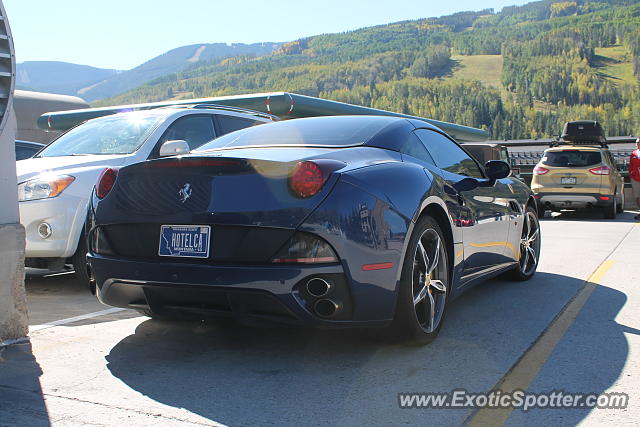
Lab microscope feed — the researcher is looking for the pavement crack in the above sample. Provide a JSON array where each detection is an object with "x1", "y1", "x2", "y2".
[{"x1": 0, "y1": 384, "x2": 220, "y2": 426}]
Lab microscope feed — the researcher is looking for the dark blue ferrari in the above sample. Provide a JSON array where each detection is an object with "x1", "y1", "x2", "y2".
[{"x1": 86, "y1": 115, "x2": 541, "y2": 344}]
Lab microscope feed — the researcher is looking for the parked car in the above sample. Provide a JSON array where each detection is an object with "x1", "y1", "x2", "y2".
[
  {"x1": 15, "y1": 140, "x2": 45, "y2": 160},
  {"x1": 462, "y1": 143, "x2": 521, "y2": 180},
  {"x1": 86, "y1": 115, "x2": 540, "y2": 345},
  {"x1": 16, "y1": 105, "x2": 276, "y2": 285},
  {"x1": 531, "y1": 121, "x2": 625, "y2": 218}
]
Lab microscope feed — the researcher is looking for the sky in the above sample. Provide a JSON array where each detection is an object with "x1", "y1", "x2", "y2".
[{"x1": 3, "y1": 0, "x2": 530, "y2": 70}]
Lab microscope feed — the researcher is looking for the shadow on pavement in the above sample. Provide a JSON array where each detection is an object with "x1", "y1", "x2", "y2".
[
  {"x1": 0, "y1": 341, "x2": 50, "y2": 427},
  {"x1": 104, "y1": 271, "x2": 632, "y2": 425},
  {"x1": 24, "y1": 270, "x2": 88, "y2": 299},
  {"x1": 25, "y1": 270, "x2": 141, "y2": 327},
  {"x1": 505, "y1": 280, "x2": 640, "y2": 426}
]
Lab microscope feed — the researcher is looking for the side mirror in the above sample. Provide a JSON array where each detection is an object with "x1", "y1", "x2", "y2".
[
  {"x1": 485, "y1": 160, "x2": 511, "y2": 181},
  {"x1": 159, "y1": 140, "x2": 190, "y2": 157}
]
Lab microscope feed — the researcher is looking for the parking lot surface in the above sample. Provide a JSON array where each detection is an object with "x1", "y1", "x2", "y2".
[{"x1": 1, "y1": 210, "x2": 639, "y2": 426}]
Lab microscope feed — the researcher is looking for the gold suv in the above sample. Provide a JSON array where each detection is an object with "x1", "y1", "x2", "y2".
[{"x1": 531, "y1": 121, "x2": 625, "y2": 219}]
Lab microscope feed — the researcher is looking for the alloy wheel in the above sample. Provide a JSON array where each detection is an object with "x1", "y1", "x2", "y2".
[
  {"x1": 519, "y1": 211, "x2": 540, "y2": 275},
  {"x1": 412, "y1": 229, "x2": 447, "y2": 333}
]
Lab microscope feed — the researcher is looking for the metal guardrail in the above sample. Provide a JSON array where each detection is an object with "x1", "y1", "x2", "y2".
[
  {"x1": 511, "y1": 149, "x2": 633, "y2": 170},
  {"x1": 487, "y1": 136, "x2": 638, "y2": 147}
]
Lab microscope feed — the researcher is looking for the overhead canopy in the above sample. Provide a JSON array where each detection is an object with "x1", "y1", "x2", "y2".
[
  {"x1": 37, "y1": 92, "x2": 490, "y2": 142},
  {"x1": 15, "y1": 90, "x2": 89, "y2": 143}
]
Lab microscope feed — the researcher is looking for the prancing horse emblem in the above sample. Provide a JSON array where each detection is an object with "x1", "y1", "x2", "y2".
[{"x1": 178, "y1": 183, "x2": 192, "y2": 203}]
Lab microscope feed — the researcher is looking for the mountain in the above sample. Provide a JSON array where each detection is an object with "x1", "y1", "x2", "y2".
[
  {"x1": 76, "y1": 42, "x2": 280, "y2": 101},
  {"x1": 16, "y1": 61, "x2": 119, "y2": 96},
  {"x1": 17, "y1": 42, "x2": 280, "y2": 101},
  {"x1": 95, "y1": 0, "x2": 640, "y2": 140}
]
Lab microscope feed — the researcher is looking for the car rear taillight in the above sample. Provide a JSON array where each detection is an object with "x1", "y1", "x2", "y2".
[
  {"x1": 599, "y1": 196, "x2": 611, "y2": 201},
  {"x1": 533, "y1": 165, "x2": 550, "y2": 175},
  {"x1": 271, "y1": 232, "x2": 338, "y2": 264},
  {"x1": 589, "y1": 166, "x2": 610, "y2": 175},
  {"x1": 96, "y1": 168, "x2": 119, "y2": 199},
  {"x1": 290, "y1": 161, "x2": 325, "y2": 198}
]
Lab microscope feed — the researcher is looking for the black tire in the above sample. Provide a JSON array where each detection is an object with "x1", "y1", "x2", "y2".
[
  {"x1": 604, "y1": 199, "x2": 617, "y2": 219},
  {"x1": 390, "y1": 215, "x2": 450, "y2": 345},
  {"x1": 71, "y1": 231, "x2": 92, "y2": 290},
  {"x1": 536, "y1": 202, "x2": 547, "y2": 219},
  {"x1": 616, "y1": 188, "x2": 624, "y2": 213},
  {"x1": 507, "y1": 206, "x2": 541, "y2": 281}
]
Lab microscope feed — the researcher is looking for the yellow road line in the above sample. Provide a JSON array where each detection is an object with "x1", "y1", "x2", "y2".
[{"x1": 466, "y1": 260, "x2": 616, "y2": 427}]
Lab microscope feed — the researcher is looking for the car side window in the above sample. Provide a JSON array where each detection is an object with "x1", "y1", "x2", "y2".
[
  {"x1": 15, "y1": 146, "x2": 37, "y2": 160},
  {"x1": 414, "y1": 129, "x2": 484, "y2": 178},
  {"x1": 215, "y1": 115, "x2": 261, "y2": 136},
  {"x1": 158, "y1": 115, "x2": 216, "y2": 150},
  {"x1": 398, "y1": 131, "x2": 436, "y2": 165}
]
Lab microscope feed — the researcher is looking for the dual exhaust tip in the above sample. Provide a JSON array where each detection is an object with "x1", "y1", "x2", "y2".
[
  {"x1": 305, "y1": 278, "x2": 341, "y2": 318},
  {"x1": 306, "y1": 278, "x2": 333, "y2": 298},
  {"x1": 314, "y1": 299, "x2": 341, "y2": 318}
]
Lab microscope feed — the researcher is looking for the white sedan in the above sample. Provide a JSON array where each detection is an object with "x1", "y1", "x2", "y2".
[{"x1": 17, "y1": 105, "x2": 274, "y2": 286}]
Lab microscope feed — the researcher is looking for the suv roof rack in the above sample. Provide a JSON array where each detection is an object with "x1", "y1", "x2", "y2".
[
  {"x1": 549, "y1": 120, "x2": 608, "y2": 148},
  {"x1": 549, "y1": 138, "x2": 609, "y2": 149},
  {"x1": 155, "y1": 103, "x2": 279, "y2": 121}
]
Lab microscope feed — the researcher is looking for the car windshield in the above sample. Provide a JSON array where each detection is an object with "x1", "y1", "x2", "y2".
[
  {"x1": 196, "y1": 116, "x2": 392, "y2": 151},
  {"x1": 541, "y1": 150, "x2": 602, "y2": 167},
  {"x1": 38, "y1": 112, "x2": 165, "y2": 157}
]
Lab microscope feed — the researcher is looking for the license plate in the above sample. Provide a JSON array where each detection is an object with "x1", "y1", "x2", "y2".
[
  {"x1": 561, "y1": 177, "x2": 577, "y2": 185},
  {"x1": 158, "y1": 225, "x2": 210, "y2": 258}
]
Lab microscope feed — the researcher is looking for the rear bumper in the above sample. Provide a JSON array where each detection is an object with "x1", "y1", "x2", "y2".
[
  {"x1": 88, "y1": 254, "x2": 390, "y2": 328},
  {"x1": 535, "y1": 192, "x2": 613, "y2": 209}
]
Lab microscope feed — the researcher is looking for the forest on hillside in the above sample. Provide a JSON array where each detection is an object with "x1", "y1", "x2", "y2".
[{"x1": 96, "y1": 0, "x2": 640, "y2": 139}]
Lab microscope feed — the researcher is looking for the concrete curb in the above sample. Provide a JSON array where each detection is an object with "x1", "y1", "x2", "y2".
[{"x1": 0, "y1": 223, "x2": 29, "y2": 342}]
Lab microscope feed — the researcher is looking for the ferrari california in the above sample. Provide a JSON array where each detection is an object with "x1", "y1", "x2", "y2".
[{"x1": 86, "y1": 115, "x2": 541, "y2": 344}]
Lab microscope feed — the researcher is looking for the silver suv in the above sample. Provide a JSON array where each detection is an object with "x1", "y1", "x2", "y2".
[{"x1": 17, "y1": 105, "x2": 276, "y2": 286}]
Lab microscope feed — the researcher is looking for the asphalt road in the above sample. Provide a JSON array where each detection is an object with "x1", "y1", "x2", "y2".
[{"x1": 1, "y1": 210, "x2": 639, "y2": 426}]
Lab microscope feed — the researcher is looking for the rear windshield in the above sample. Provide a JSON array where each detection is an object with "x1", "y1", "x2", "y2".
[
  {"x1": 196, "y1": 116, "x2": 392, "y2": 150},
  {"x1": 541, "y1": 150, "x2": 601, "y2": 167},
  {"x1": 38, "y1": 112, "x2": 165, "y2": 157}
]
